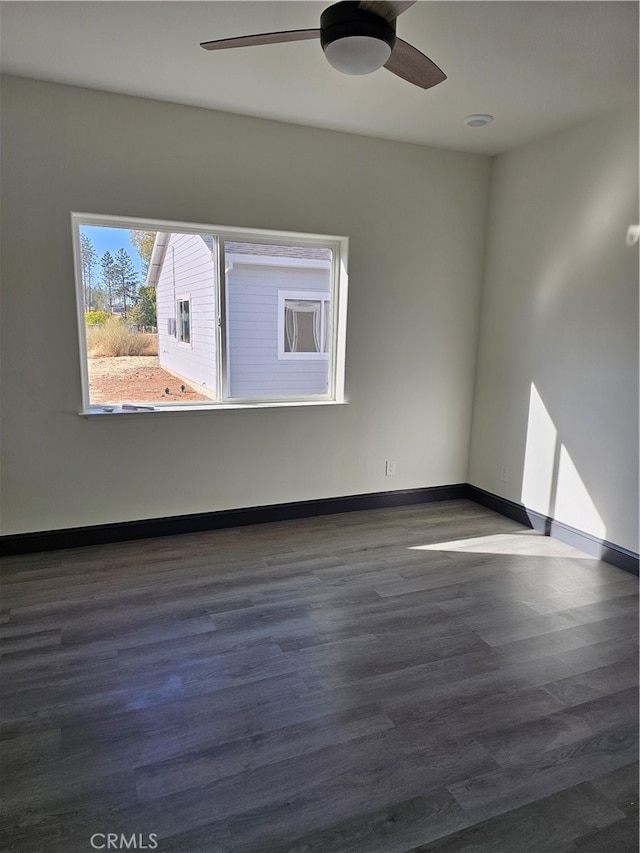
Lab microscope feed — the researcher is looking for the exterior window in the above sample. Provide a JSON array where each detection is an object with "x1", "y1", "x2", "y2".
[
  {"x1": 73, "y1": 214, "x2": 348, "y2": 411},
  {"x1": 178, "y1": 298, "x2": 190, "y2": 344},
  {"x1": 280, "y1": 292, "x2": 330, "y2": 358}
]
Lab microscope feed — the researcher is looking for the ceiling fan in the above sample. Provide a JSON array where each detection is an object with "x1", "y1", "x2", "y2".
[{"x1": 200, "y1": 1, "x2": 446, "y2": 90}]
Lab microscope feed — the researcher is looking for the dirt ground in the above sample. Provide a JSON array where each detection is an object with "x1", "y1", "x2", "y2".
[{"x1": 88, "y1": 356, "x2": 211, "y2": 404}]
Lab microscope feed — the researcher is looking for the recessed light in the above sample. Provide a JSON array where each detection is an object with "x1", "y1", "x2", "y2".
[{"x1": 464, "y1": 114, "x2": 494, "y2": 128}]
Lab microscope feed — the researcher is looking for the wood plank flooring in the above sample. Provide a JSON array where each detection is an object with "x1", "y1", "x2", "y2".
[{"x1": 1, "y1": 500, "x2": 638, "y2": 852}]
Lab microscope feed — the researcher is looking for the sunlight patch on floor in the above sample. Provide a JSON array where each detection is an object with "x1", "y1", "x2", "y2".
[{"x1": 409, "y1": 532, "x2": 593, "y2": 559}]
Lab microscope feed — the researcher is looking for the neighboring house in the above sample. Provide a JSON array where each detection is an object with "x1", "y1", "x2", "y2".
[
  {"x1": 147, "y1": 233, "x2": 333, "y2": 399},
  {"x1": 147, "y1": 232, "x2": 217, "y2": 398}
]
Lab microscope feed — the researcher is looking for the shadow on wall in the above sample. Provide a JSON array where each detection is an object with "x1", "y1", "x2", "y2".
[{"x1": 522, "y1": 382, "x2": 606, "y2": 544}]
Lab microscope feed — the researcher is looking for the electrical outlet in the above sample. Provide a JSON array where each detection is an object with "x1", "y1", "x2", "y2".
[
  {"x1": 500, "y1": 465, "x2": 509, "y2": 482},
  {"x1": 385, "y1": 461, "x2": 396, "y2": 476}
]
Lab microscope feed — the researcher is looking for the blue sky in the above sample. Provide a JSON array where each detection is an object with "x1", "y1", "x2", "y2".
[{"x1": 80, "y1": 224, "x2": 151, "y2": 278}]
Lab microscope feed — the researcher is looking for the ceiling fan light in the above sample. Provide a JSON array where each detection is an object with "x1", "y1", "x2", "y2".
[{"x1": 323, "y1": 35, "x2": 392, "y2": 75}]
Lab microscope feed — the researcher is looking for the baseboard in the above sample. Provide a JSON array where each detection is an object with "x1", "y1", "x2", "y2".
[
  {"x1": 2, "y1": 483, "x2": 637, "y2": 577},
  {"x1": 0, "y1": 484, "x2": 467, "y2": 557},
  {"x1": 466, "y1": 485, "x2": 639, "y2": 576}
]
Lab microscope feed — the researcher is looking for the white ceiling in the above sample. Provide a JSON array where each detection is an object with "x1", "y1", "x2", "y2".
[{"x1": 1, "y1": 1, "x2": 637, "y2": 155}]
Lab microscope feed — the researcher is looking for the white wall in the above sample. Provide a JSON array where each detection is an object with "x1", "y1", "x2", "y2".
[
  {"x1": 0, "y1": 76, "x2": 490, "y2": 534},
  {"x1": 468, "y1": 105, "x2": 639, "y2": 553}
]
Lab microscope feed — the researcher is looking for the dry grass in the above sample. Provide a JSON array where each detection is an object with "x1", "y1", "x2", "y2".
[{"x1": 86, "y1": 317, "x2": 158, "y2": 358}]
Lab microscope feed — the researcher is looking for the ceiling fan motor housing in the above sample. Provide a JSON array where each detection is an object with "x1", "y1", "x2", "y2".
[{"x1": 321, "y1": 1, "x2": 397, "y2": 73}]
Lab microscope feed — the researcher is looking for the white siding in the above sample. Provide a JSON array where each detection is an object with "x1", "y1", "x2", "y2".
[
  {"x1": 226, "y1": 260, "x2": 330, "y2": 398},
  {"x1": 156, "y1": 233, "x2": 217, "y2": 397}
]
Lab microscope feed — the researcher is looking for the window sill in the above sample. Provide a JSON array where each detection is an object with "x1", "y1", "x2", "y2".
[{"x1": 80, "y1": 400, "x2": 348, "y2": 417}]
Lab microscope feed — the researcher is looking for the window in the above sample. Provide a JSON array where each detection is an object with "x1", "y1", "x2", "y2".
[
  {"x1": 72, "y1": 214, "x2": 348, "y2": 412},
  {"x1": 279, "y1": 292, "x2": 330, "y2": 358},
  {"x1": 177, "y1": 298, "x2": 190, "y2": 345}
]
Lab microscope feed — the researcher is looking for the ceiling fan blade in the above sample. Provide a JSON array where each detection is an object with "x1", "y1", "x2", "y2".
[
  {"x1": 384, "y1": 38, "x2": 446, "y2": 89},
  {"x1": 358, "y1": 1, "x2": 416, "y2": 21},
  {"x1": 201, "y1": 29, "x2": 320, "y2": 51}
]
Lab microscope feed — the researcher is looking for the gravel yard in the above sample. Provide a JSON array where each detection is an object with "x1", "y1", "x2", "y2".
[{"x1": 87, "y1": 356, "x2": 210, "y2": 404}]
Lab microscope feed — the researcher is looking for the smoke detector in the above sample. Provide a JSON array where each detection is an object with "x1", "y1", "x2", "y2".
[{"x1": 464, "y1": 114, "x2": 494, "y2": 128}]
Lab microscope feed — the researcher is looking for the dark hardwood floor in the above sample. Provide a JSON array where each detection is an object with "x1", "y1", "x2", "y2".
[{"x1": 1, "y1": 500, "x2": 638, "y2": 852}]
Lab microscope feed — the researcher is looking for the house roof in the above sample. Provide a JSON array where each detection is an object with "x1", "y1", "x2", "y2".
[
  {"x1": 224, "y1": 241, "x2": 331, "y2": 261},
  {"x1": 146, "y1": 233, "x2": 332, "y2": 286},
  {"x1": 145, "y1": 232, "x2": 172, "y2": 288}
]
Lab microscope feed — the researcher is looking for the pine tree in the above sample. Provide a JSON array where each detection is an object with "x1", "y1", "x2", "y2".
[
  {"x1": 80, "y1": 234, "x2": 98, "y2": 310},
  {"x1": 100, "y1": 251, "x2": 117, "y2": 314},
  {"x1": 112, "y1": 248, "x2": 139, "y2": 318}
]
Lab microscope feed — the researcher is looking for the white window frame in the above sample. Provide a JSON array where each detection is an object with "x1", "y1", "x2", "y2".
[
  {"x1": 176, "y1": 295, "x2": 192, "y2": 348},
  {"x1": 72, "y1": 212, "x2": 349, "y2": 414},
  {"x1": 278, "y1": 291, "x2": 330, "y2": 360}
]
